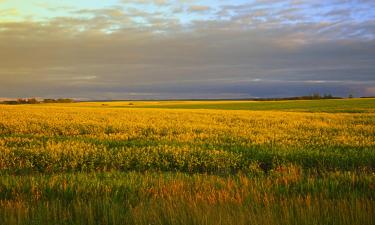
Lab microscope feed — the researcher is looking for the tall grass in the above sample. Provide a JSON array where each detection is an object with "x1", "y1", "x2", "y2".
[{"x1": 0, "y1": 171, "x2": 374, "y2": 225}]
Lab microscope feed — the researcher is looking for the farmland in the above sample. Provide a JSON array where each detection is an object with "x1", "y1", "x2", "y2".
[{"x1": 0, "y1": 98, "x2": 374, "y2": 225}]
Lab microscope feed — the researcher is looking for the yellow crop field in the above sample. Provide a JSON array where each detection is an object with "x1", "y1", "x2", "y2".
[{"x1": 0, "y1": 100, "x2": 374, "y2": 225}]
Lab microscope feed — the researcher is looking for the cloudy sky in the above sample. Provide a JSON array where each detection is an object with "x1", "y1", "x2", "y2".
[{"x1": 1, "y1": 0, "x2": 374, "y2": 99}]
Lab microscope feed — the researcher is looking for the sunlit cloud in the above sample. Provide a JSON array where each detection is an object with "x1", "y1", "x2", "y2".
[{"x1": 188, "y1": 5, "x2": 210, "y2": 12}]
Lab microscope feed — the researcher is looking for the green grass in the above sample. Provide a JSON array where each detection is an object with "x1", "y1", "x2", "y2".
[
  {"x1": 126, "y1": 98, "x2": 375, "y2": 113},
  {"x1": 1, "y1": 171, "x2": 374, "y2": 225},
  {"x1": 25, "y1": 98, "x2": 375, "y2": 113}
]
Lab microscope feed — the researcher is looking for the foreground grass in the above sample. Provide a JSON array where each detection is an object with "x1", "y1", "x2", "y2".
[
  {"x1": 1, "y1": 171, "x2": 374, "y2": 225},
  {"x1": 0, "y1": 102, "x2": 374, "y2": 224}
]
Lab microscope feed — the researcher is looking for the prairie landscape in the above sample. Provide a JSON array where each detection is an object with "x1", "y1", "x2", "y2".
[
  {"x1": 2, "y1": 0, "x2": 375, "y2": 224},
  {"x1": 0, "y1": 98, "x2": 374, "y2": 225}
]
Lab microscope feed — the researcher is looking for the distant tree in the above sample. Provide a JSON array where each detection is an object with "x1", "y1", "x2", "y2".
[
  {"x1": 43, "y1": 99, "x2": 57, "y2": 103},
  {"x1": 323, "y1": 93, "x2": 333, "y2": 99},
  {"x1": 42, "y1": 98, "x2": 74, "y2": 103},
  {"x1": 312, "y1": 93, "x2": 321, "y2": 99},
  {"x1": 348, "y1": 94, "x2": 354, "y2": 98},
  {"x1": 57, "y1": 98, "x2": 74, "y2": 103},
  {"x1": 16, "y1": 98, "x2": 27, "y2": 104},
  {"x1": 1, "y1": 101, "x2": 18, "y2": 105},
  {"x1": 27, "y1": 98, "x2": 39, "y2": 104}
]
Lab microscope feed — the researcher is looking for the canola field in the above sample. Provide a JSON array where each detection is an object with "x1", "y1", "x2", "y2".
[{"x1": 0, "y1": 98, "x2": 374, "y2": 225}]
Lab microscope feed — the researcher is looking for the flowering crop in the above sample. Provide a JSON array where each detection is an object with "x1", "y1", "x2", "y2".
[{"x1": 0, "y1": 102, "x2": 374, "y2": 225}]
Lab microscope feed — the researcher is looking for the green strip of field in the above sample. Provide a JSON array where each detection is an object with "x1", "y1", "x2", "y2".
[
  {"x1": 130, "y1": 98, "x2": 375, "y2": 113},
  {"x1": 30, "y1": 98, "x2": 375, "y2": 113}
]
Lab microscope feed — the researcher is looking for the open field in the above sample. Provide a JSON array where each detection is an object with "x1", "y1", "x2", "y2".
[
  {"x1": 126, "y1": 98, "x2": 375, "y2": 113},
  {"x1": 45, "y1": 98, "x2": 375, "y2": 113},
  {"x1": 0, "y1": 99, "x2": 374, "y2": 225}
]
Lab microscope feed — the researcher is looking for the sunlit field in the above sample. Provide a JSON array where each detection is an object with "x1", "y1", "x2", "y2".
[
  {"x1": 41, "y1": 98, "x2": 375, "y2": 113},
  {"x1": 0, "y1": 99, "x2": 374, "y2": 225}
]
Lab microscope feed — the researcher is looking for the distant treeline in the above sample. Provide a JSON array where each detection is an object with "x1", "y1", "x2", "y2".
[
  {"x1": 1, "y1": 93, "x2": 364, "y2": 104},
  {"x1": 162, "y1": 93, "x2": 343, "y2": 101},
  {"x1": 251, "y1": 93, "x2": 342, "y2": 101},
  {"x1": 0, "y1": 98, "x2": 75, "y2": 105}
]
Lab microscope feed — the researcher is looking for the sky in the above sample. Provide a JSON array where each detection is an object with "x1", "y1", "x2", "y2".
[{"x1": 0, "y1": 0, "x2": 375, "y2": 100}]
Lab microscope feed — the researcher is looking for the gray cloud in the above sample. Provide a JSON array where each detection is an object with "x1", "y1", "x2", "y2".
[{"x1": 0, "y1": 0, "x2": 374, "y2": 99}]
